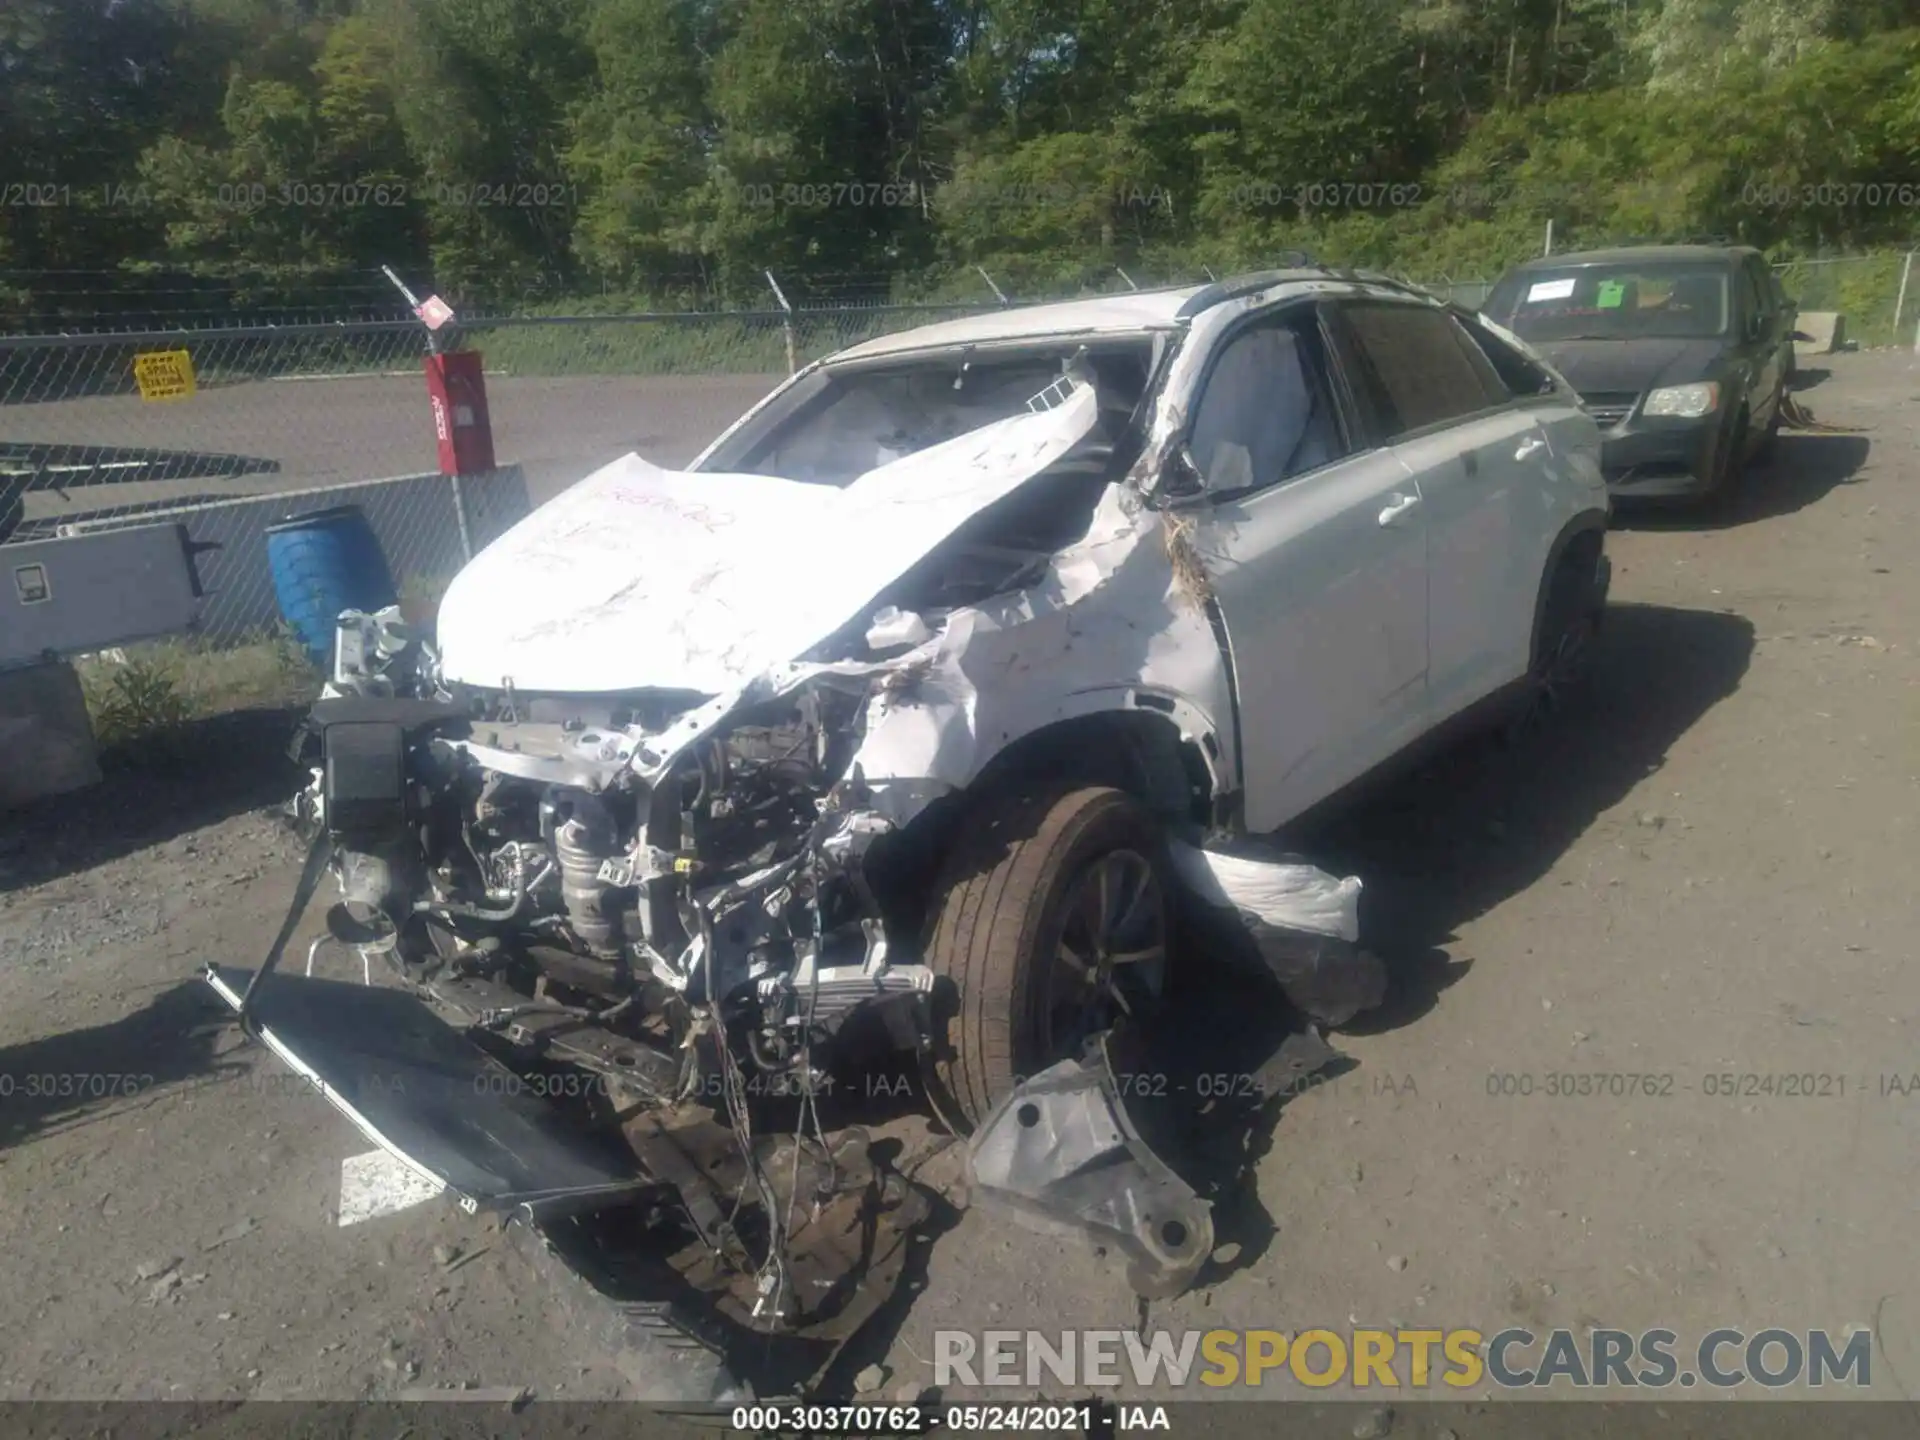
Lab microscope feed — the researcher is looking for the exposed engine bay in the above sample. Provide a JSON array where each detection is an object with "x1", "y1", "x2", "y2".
[
  {"x1": 201, "y1": 360, "x2": 1386, "y2": 1399},
  {"x1": 294, "y1": 617, "x2": 937, "y2": 1098}
]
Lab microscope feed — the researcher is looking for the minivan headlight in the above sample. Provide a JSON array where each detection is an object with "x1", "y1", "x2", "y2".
[{"x1": 1642, "y1": 382, "x2": 1720, "y2": 418}]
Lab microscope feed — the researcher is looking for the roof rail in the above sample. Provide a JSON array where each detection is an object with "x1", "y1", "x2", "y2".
[
  {"x1": 1319, "y1": 267, "x2": 1442, "y2": 299},
  {"x1": 1178, "y1": 262, "x2": 1452, "y2": 318},
  {"x1": 1173, "y1": 255, "x2": 1318, "y2": 318}
]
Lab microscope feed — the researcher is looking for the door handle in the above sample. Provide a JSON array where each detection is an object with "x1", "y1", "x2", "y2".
[
  {"x1": 1377, "y1": 493, "x2": 1420, "y2": 527},
  {"x1": 1515, "y1": 436, "x2": 1548, "y2": 462}
]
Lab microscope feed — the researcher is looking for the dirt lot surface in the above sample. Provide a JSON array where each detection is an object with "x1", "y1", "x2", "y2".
[{"x1": 1, "y1": 353, "x2": 1916, "y2": 1407}]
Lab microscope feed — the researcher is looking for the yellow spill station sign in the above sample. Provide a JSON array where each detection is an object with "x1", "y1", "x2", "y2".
[{"x1": 133, "y1": 349, "x2": 197, "y2": 402}]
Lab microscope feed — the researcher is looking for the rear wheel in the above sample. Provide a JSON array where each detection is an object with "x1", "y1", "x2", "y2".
[
  {"x1": 1505, "y1": 550, "x2": 1600, "y2": 745},
  {"x1": 921, "y1": 786, "x2": 1172, "y2": 1131}
]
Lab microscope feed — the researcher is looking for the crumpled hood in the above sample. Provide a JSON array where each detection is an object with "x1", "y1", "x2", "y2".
[{"x1": 436, "y1": 384, "x2": 1100, "y2": 694}]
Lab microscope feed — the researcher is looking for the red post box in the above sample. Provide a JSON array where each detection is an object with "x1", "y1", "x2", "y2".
[{"x1": 424, "y1": 350, "x2": 495, "y2": 476}]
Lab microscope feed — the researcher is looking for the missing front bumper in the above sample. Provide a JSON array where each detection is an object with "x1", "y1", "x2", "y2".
[{"x1": 199, "y1": 962, "x2": 934, "y2": 1400}]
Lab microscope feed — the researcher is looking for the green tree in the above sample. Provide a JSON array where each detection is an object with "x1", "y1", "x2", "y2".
[
  {"x1": 1184, "y1": 0, "x2": 1443, "y2": 243},
  {"x1": 383, "y1": 0, "x2": 594, "y2": 297},
  {"x1": 0, "y1": 0, "x2": 190, "y2": 276},
  {"x1": 1634, "y1": 0, "x2": 1838, "y2": 90},
  {"x1": 139, "y1": 13, "x2": 424, "y2": 290},
  {"x1": 564, "y1": 0, "x2": 719, "y2": 289},
  {"x1": 695, "y1": 0, "x2": 958, "y2": 290}
]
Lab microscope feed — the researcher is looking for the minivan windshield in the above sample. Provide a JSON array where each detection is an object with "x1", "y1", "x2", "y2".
[
  {"x1": 1482, "y1": 261, "x2": 1732, "y2": 342},
  {"x1": 699, "y1": 342, "x2": 1155, "y2": 486}
]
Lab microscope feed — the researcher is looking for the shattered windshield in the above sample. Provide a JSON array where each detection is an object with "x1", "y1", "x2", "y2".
[
  {"x1": 1483, "y1": 262, "x2": 1733, "y2": 341},
  {"x1": 704, "y1": 342, "x2": 1155, "y2": 486}
]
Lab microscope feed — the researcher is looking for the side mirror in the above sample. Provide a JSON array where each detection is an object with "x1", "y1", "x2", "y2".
[{"x1": 1156, "y1": 442, "x2": 1208, "y2": 502}]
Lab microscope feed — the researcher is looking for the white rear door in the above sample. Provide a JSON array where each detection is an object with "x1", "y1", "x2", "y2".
[{"x1": 1330, "y1": 300, "x2": 1566, "y2": 725}]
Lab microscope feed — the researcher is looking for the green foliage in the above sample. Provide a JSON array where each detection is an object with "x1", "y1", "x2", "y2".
[
  {"x1": 79, "y1": 634, "x2": 320, "y2": 751},
  {"x1": 9, "y1": 0, "x2": 1920, "y2": 317},
  {"x1": 564, "y1": 0, "x2": 718, "y2": 284},
  {"x1": 87, "y1": 657, "x2": 192, "y2": 748}
]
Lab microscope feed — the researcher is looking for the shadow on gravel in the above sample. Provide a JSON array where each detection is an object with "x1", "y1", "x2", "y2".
[
  {"x1": 1301, "y1": 602, "x2": 1755, "y2": 1031},
  {"x1": 794, "y1": 604, "x2": 1758, "y2": 1333},
  {"x1": 0, "y1": 706, "x2": 303, "y2": 896},
  {"x1": 1613, "y1": 431, "x2": 1869, "y2": 532},
  {"x1": 1114, "y1": 603, "x2": 1756, "y2": 1288},
  {"x1": 1731, "y1": 433, "x2": 1871, "y2": 524},
  {"x1": 0, "y1": 979, "x2": 238, "y2": 1154}
]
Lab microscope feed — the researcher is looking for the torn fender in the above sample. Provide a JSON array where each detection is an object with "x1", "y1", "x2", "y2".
[{"x1": 847, "y1": 485, "x2": 1237, "y2": 818}]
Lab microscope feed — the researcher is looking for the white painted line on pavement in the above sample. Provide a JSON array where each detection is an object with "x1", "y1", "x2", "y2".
[{"x1": 338, "y1": 1149, "x2": 445, "y2": 1227}]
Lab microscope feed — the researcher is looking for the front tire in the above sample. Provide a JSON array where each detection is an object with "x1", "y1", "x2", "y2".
[
  {"x1": 1702, "y1": 408, "x2": 1749, "y2": 511},
  {"x1": 921, "y1": 786, "x2": 1172, "y2": 1131},
  {"x1": 1753, "y1": 387, "x2": 1784, "y2": 465}
]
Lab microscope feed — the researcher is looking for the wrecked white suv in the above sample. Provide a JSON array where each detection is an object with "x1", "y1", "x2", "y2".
[{"x1": 204, "y1": 269, "x2": 1607, "y2": 1389}]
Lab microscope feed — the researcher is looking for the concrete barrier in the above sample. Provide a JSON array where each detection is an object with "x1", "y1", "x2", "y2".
[
  {"x1": 47, "y1": 465, "x2": 531, "y2": 646},
  {"x1": 0, "y1": 659, "x2": 101, "y2": 810},
  {"x1": 1794, "y1": 311, "x2": 1847, "y2": 358}
]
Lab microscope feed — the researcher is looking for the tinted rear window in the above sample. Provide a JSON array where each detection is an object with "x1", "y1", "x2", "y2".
[{"x1": 1340, "y1": 302, "x2": 1499, "y2": 437}]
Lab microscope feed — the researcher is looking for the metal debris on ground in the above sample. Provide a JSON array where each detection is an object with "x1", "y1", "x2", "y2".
[
  {"x1": 201, "y1": 1217, "x2": 258, "y2": 1251},
  {"x1": 964, "y1": 1030, "x2": 1214, "y2": 1301},
  {"x1": 1779, "y1": 395, "x2": 1863, "y2": 432},
  {"x1": 394, "y1": 1385, "x2": 530, "y2": 1406}
]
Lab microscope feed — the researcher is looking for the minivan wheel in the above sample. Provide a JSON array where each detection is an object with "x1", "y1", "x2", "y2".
[
  {"x1": 1703, "y1": 409, "x2": 1749, "y2": 509},
  {"x1": 921, "y1": 785, "x2": 1172, "y2": 1132},
  {"x1": 1753, "y1": 389, "x2": 1783, "y2": 465}
]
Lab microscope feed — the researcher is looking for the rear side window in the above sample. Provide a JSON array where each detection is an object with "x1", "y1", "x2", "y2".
[
  {"x1": 1338, "y1": 302, "x2": 1500, "y2": 438},
  {"x1": 1458, "y1": 313, "x2": 1555, "y2": 398}
]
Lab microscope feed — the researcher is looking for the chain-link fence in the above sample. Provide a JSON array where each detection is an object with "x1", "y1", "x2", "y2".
[
  {"x1": 1, "y1": 322, "x2": 432, "y2": 547},
  {"x1": 6, "y1": 254, "x2": 1908, "y2": 544},
  {"x1": 3, "y1": 251, "x2": 1911, "y2": 685},
  {"x1": 1769, "y1": 254, "x2": 1917, "y2": 347},
  {"x1": 0, "y1": 303, "x2": 1014, "y2": 553}
]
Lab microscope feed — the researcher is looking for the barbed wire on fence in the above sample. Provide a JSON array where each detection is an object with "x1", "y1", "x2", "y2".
[{"x1": 5, "y1": 251, "x2": 1914, "y2": 608}]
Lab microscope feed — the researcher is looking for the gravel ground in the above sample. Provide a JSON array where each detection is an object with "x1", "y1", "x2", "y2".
[{"x1": 0, "y1": 352, "x2": 1915, "y2": 1407}]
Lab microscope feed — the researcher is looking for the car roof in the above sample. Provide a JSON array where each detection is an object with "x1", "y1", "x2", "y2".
[
  {"x1": 827, "y1": 287, "x2": 1207, "y2": 363},
  {"x1": 826, "y1": 268, "x2": 1430, "y2": 364},
  {"x1": 1506, "y1": 245, "x2": 1754, "y2": 271}
]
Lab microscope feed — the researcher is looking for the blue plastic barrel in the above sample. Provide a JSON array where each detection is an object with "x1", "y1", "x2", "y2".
[{"x1": 264, "y1": 504, "x2": 398, "y2": 667}]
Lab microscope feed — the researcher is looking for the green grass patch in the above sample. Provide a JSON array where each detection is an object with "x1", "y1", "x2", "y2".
[{"x1": 77, "y1": 630, "x2": 318, "y2": 749}]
